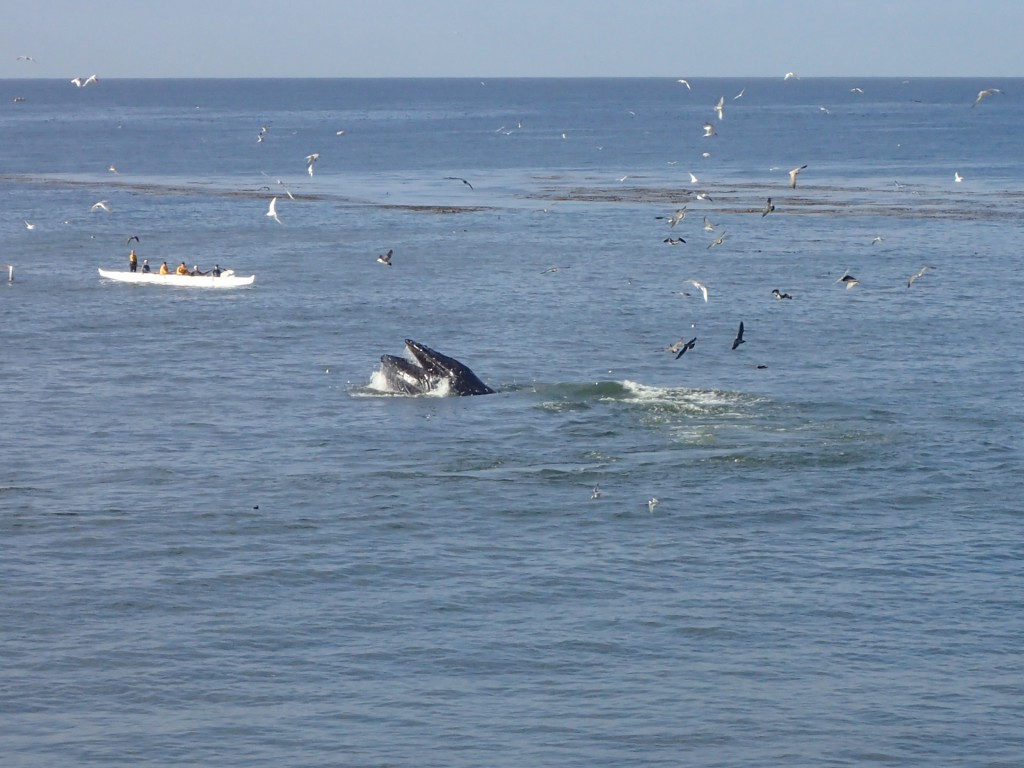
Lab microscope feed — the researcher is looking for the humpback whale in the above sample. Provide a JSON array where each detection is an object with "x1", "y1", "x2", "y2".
[{"x1": 378, "y1": 339, "x2": 494, "y2": 396}]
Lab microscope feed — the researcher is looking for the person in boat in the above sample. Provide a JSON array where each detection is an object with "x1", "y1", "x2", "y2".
[
  {"x1": 160, "y1": 261, "x2": 170, "y2": 275},
  {"x1": 141, "y1": 259, "x2": 150, "y2": 273},
  {"x1": 190, "y1": 265, "x2": 208, "y2": 276},
  {"x1": 176, "y1": 261, "x2": 190, "y2": 275},
  {"x1": 129, "y1": 249, "x2": 138, "y2": 273},
  {"x1": 211, "y1": 264, "x2": 223, "y2": 277}
]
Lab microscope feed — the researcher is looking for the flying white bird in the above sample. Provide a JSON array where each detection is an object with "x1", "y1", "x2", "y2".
[
  {"x1": 689, "y1": 172, "x2": 699, "y2": 184},
  {"x1": 677, "y1": 79, "x2": 691, "y2": 90},
  {"x1": 305, "y1": 153, "x2": 319, "y2": 176},
  {"x1": 702, "y1": 122, "x2": 716, "y2": 137},
  {"x1": 789, "y1": 164, "x2": 808, "y2": 188},
  {"x1": 784, "y1": 71, "x2": 800, "y2": 80},
  {"x1": 688, "y1": 279, "x2": 709, "y2": 303},
  {"x1": 954, "y1": 171, "x2": 963, "y2": 183},
  {"x1": 24, "y1": 220, "x2": 35, "y2": 230},
  {"x1": 266, "y1": 197, "x2": 281, "y2": 223},
  {"x1": 907, "y1": 266, "x2": 935, "y2": 288},
  {"x1": 90, "y1": 200, "x2": 111, "y2": 213},
  {"x1": 972, "y1": 88, "x2": 1001, "y2": 108},
  {"x1": 714, "y1": 96, "x2": 725, "y2": 121}
]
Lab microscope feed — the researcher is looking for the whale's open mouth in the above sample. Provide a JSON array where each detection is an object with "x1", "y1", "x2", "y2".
[{"x1": 376, "y1": 340, "x2": 494, "y2": 397}]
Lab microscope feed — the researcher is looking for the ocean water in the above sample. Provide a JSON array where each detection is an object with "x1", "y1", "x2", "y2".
[{"x1": 2, "y1": 78, "x2": 1022, "y2": 767}]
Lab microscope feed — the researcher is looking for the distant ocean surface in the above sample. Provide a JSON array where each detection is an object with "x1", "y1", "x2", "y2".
[{"x1": 2, "y1": 78, "x2": 1022, "y2": 767}]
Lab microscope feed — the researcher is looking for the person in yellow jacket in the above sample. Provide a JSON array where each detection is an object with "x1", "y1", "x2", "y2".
[
  {"x1": 160, "y1": 261, "x2": 170, "y2": 275},
  {"x1": 129, "y1": 249, "x2": 138, "y2": 273},
  {"x1": 176, "y1": 261, "x2": 190, "y2": 275}
]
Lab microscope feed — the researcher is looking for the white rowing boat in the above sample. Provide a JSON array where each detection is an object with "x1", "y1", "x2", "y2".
[{"x1": 98, "y1": 268, "x2": 255, "y2": 288}]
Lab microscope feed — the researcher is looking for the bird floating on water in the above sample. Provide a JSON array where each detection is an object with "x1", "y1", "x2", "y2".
[
  {"x1": 772, "y1": 289, "x2": 793, "y2": 300},
  {"x1": 591, "y1": 483, "x2": 602, "y2": 500}
]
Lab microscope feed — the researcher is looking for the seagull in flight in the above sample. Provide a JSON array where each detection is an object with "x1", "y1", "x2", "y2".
[
  {"x1": 708, "y1": 232, "x2": 727, "y2": 250},
  {"x1": 850, "y1": 86, "x2": 864, "y2": 94},
  {"x1": 789, "y1": 164, "x2": 808, "y2": 188},
  {"x1": 714, "y1": 96, "x2": 725, "y2": 121},
  {"x1": 954, "y1": 171, "x2": 963, "y2": 183},
  {"x1": 126, "y1": 235, "x2": 140, "y2": 245},
  {"x1": 16, "y1": 55, "x2": 35, "y2": 62},
  {"x1": 907, "y1": 265, "x2": 934, "y2": 288},
  {"x1": 784, "y1": 71, "x2": 800, "y2": 80},
  {"x1": 71, "y1": 74, "x2": 98, "y2": 87},
  {"x1": 836, "y1": 271, "x2": 860, "y2": 288},
  {"x1": 305, "y1": 153, "x2": 319, "y2": 176},
  {"x1": 667, "y1": 336, "x2": 697, "y2": 359},
  {"x1": 733, "y1": 88, "x2": 745, "y2": 100},
  {"x1": 90, "y1": 200, "x2": 111, "y2": 213},
  {"x1": 702, "y1": 122, "x2": 716, "y2": 137},
  {"x1": 377, "y1": 249, "x2": 393, "y2": 266},
  {"x1": 972, "y1": 88, "x2": 1001, "y2": 108},
  {"x1": 731, "y1": 321, "x2": 746, "y2": 350},
  {"x1": 688, "y1": 279, "x2": 709, "y2": 303},
  {"x1": 677, "y1": 79, "x2": 691, "y2": 90},
  {"x1": 689, "y1": 172, "x2": 699, "y2": 184},
  {"x1": 703, "y1": 216, "x2": 715, "y2": 232},
  {"x1": 24, "y1": 220, "x2": 35, "y2": 230},
  {"x1": 647, "y1": 498, "x2": 660, "y2": 514},
  {"x1": 761, "y1": 197, "x2": 776, "y2": 217},
  {"x1": 445, "y1": 176, "x2": 474, "y2": 190},
  {"x1": 696, "y1": 192, "x2": 713, "y2": 202},
  {"x1": 266, "y1": 196, "x2": 281, "y2": 223},
  {"x1": 591, "y1": 483, "x2": 602, "y2": 500},
  {"x1": 665, "y1": 207, "x2": 687, "y2": 227},
  {"x1": 663, "y1": 237, "x2": 686, "y2": 245}
]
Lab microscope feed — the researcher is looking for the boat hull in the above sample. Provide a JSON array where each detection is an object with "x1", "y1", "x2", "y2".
[{"x1": 98, "y1": 268, "x2": 255, "y2": 288}]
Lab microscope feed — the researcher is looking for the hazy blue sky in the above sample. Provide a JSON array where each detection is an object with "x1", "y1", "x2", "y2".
[{"x1": 2, "y1": 0, "x2": 1022, "y2": 79}]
